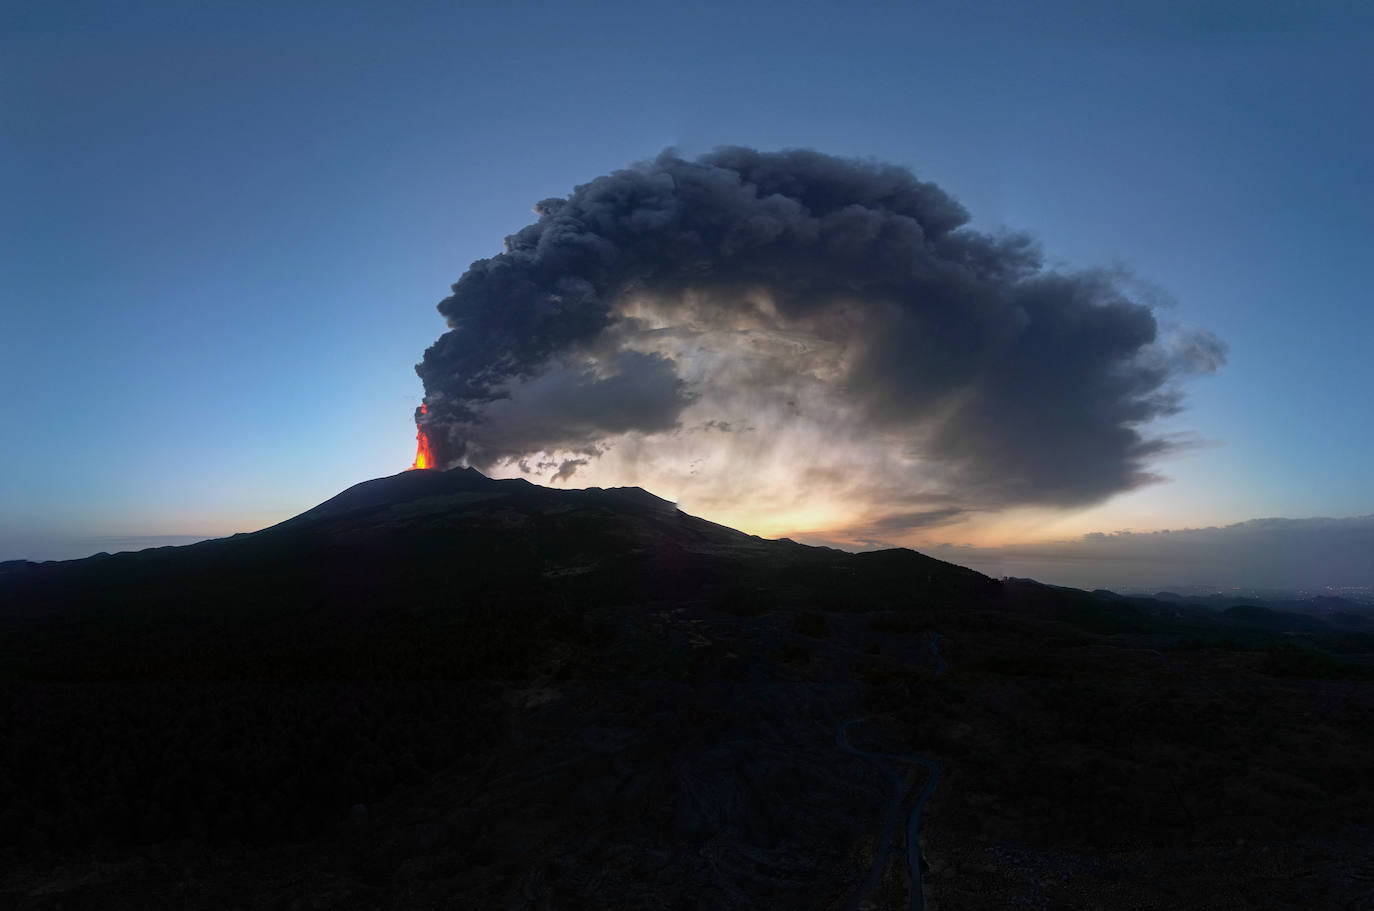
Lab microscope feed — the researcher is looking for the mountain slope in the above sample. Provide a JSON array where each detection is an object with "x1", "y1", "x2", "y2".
[
  {"x1": 2, "y1": 469, "x2": 1372, "y2": 911},
  {"x1": 0, "y1": 467, "x2": 993, "y2": 682}
]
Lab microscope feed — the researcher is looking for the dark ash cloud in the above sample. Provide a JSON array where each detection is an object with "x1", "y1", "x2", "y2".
[
  {"x1": 551, "y1": 458, "x2": 588, "y2": 483},
  {"x1": 416, "y1": 147, "x2": 1223, "y2": 516}
]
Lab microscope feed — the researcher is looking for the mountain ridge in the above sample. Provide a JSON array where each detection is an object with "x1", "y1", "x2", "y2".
[{"x1": 3, "y1": 469, "x2": 1373, "y2": 910}]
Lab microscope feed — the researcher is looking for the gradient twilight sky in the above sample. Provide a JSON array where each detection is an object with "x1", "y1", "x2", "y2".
[{"x1": 3, "y1": 1, "x2": 1372, "y2": 589}]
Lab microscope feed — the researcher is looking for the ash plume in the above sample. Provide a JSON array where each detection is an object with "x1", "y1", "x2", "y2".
[{"x1": 416, "y1": 147, "x2": 1223, "y2": 529}]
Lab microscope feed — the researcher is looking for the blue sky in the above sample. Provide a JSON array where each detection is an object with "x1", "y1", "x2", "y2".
[{"x1": 3, "y1": 0, "x2": 1371, "y2": 586}]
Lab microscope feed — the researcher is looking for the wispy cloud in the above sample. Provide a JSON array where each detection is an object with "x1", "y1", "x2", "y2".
[{"x1": 923, "y1": 515, "x2": 1374, "y2": 591}]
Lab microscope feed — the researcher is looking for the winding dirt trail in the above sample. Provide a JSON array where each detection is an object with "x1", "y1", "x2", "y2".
[{"x1": 838, "y1": 633, "x2": 945, "y2": 911}]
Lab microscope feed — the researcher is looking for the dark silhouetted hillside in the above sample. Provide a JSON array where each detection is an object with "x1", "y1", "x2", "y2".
[{"x1": 2, "y1": 468, "x2": 1371, "y2": 910}]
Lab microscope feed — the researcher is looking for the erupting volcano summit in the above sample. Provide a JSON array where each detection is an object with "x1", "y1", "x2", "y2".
[{"x1": 411, "y1": 403, "x2": 437, "y2": 471}]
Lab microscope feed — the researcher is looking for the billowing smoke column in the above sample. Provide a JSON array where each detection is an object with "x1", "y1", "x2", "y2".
[{"x1": 415, "y1": 147, "x2": 1223, "y2": 534}]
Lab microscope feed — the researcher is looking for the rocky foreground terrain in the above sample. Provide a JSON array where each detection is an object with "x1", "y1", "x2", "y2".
[{"x1": 3, "y1": 468, "x2": 1372, "y2": 909}]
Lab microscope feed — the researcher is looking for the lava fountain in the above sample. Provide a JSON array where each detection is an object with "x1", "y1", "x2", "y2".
[{"x1": 411, "y1": 403, "x2": 437, "y2": 470}]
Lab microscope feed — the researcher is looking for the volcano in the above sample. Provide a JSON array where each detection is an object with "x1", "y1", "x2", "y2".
[
  {"x1": 3, "y1": 469, "x2": 1372, "y2": 909},
  {"x1": 1, "y1": 466, "x2": 996, "y2": 676}
]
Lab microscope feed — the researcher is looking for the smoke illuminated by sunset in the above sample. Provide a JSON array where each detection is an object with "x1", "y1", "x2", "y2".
[{"x1": 412, "y1": 148, "x2": 1226, "y2": 551}]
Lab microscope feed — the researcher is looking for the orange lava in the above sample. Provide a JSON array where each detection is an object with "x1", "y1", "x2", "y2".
[{"x1": 411, "y1": 403, "x2": 436, "y2": 470}]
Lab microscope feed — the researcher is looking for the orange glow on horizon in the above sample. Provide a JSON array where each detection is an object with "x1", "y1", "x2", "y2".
[{"x1": 411, "y1": 403, "x2": 437, "y2": 470}]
